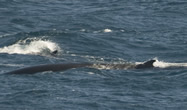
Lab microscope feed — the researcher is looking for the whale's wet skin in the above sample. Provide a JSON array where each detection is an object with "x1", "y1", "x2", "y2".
[
  {"x1": 5, "y1": 60, "x2": 187, "y2": 75},
  {"x1": 4, "y1": 60, "x2": 156, "y2": 74}
]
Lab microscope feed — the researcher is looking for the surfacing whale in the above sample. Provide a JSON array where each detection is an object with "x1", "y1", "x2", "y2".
[{"x1": 5, "y1": 60, "x2": 156, "y2": 74}]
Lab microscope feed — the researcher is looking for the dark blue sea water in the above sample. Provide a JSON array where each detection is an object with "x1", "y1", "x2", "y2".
[{"x1": 0, "y1": 0, "x2": 187, "y2": 109}]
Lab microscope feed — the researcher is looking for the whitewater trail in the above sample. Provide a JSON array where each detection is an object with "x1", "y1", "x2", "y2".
[{"x1": 153, "y1": 60, "x2": 187, "y2": 68}]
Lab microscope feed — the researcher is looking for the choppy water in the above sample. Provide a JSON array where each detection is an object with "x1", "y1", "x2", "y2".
[{"x1": 0, "y1": 0, "x2": 187, "y2": 110}]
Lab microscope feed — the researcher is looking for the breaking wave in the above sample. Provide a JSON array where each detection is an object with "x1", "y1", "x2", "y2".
[{"x1": 0, "y1": 38, "x2": 61, "y2": 56}]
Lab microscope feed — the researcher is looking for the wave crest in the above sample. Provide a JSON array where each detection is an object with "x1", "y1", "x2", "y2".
[{"x1": 0, "y1": 38, "x2": 61, "y2": 56}]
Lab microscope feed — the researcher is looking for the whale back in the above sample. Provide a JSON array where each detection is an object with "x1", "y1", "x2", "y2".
[
  {"x1": 5, "y1": 63, "x2": 92, "y2": 74},
  {"x1": 5, "y1": 60, "x2": 157, "y2": 74}
]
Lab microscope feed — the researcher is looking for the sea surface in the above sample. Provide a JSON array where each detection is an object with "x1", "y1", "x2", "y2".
[{"x1": 0, "y1": 0, "x2": 187, "y2": 110}]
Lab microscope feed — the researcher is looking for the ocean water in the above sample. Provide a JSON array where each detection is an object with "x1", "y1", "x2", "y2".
[{"x1": 0, "y1": 0, "x2": 187, "y2": 109}]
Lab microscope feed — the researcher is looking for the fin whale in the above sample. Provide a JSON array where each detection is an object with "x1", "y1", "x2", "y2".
[{"x1": 5, "y1": 60, "x2": 156, "y2": 74}]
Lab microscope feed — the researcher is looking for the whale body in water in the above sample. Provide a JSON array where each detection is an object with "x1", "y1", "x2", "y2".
[{"x1": 5, "y1": 60, "x2": 156, "y2": 74}]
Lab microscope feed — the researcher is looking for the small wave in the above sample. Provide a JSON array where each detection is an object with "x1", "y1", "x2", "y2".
[
  {"x1": 103, "y1": 29, "x2": 112, "y2": 33},
  {"x1": 93, "y1": 28, "x2": 113, "y2": 33},
  {"x1": 0, "y1": 63, "x2": 24, "y2": 67},
  {"x1": 0, "y1": 38, "x2": 61, "y2": 56},
  {"x1": 0, "y1": 33, "x2": 16, "y2": 38},
  {"x1": 153, "y1": 59, "x2": 187, "y2": 68}
]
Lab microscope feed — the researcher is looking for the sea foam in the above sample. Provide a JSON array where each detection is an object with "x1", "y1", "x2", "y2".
[
  {"x1": 153, "y1": 60, "x2": 187, "y2": 68},
  {"x1": 0, "y1": 38, "x2": 61, "y2": 56}
]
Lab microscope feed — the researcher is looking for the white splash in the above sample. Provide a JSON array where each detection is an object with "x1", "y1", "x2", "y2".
[
  {"x1": 103, "y1": 29, "x2": 112, "y2": 33},
  {"x1": 0, "y1": 38, "x2": 61, "y2": 56},
  {"x1": 153, "y1": 60, "x2": 187, "y2": 68}
]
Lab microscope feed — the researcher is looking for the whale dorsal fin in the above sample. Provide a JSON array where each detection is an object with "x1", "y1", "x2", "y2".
[{"x1": 135, "y1": 60, "x2": 156, "y2": 69}]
